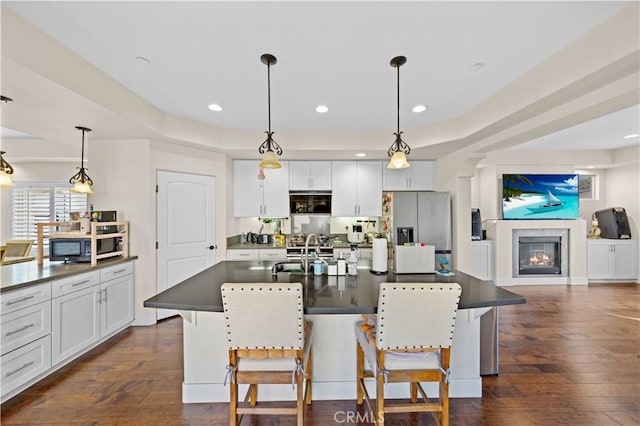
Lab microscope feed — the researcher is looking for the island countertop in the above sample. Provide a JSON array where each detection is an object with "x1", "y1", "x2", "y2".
[{"x1": 144, "y1": 260, "x2": 525, "y2": 314}]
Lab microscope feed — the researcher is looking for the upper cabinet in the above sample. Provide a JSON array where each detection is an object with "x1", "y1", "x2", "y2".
[
  {"x1": 289, "y1": 161, "x2": 332, "y2": 191},
  {"x1": 331, "y1": 161, "x2": 382, "y2": 217},
  {"x1": 234, "y1": 160, "x2": 290, "y2": 217},
  {"x1": 383, "y1": 160, "x2": 436, "y2": 191}
]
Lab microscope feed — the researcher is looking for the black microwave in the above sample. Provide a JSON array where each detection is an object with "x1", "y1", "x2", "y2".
[{"x1": 49, "y1": 237, "x2": 119, "y2": 262}]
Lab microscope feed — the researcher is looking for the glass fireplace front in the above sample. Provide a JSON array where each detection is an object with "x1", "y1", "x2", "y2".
[{"x1": 518, "y1": 236, "x2": 561, "y2": 275}]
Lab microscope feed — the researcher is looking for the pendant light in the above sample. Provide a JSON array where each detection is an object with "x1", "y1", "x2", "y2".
[
  {"x1": 257, "y1": 53, "x2": 282, "y2": 169},
  {"x1": 69, "y1": 126, "x2": 94, "y2": 194},
  {"x1": 387, "y1": 56, "x2": 410, "y2": 169},
  {"x1": 0, "y1": 151, "x2": 14, "y2": 187},
  {"x1": 1, "y1": 96, "x2": 15, "y2": 186}
]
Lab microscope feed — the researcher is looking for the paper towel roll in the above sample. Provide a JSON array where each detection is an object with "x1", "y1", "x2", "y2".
[{"x1": 371, "y1": 238, "x2": 388, "y2": 274}]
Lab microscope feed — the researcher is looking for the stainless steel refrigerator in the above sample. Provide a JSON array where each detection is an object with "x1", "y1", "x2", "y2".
[{"x1": 391, "y1": 191, "x2": 452, "y2": 270}]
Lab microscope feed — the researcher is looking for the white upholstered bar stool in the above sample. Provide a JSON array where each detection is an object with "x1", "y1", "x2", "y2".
[
  {"x1": 221, "y1": 282, "x2": 312, "y2": 426},
  {"x1": 355, "y1": 282, "x2": 462, "y2": 426}
]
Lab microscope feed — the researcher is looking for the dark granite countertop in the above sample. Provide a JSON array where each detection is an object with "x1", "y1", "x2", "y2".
[
  {"x1": 144, "y1": 260, "x2": 525, "y2": 314},
  {"x1": 1, "y1": 256, "x2": 138, "y2": 293}
]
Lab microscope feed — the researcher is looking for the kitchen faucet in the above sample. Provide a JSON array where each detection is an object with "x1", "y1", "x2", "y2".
[{"x1": 302, "y1": 233, "x2": 320, "y2": 276}]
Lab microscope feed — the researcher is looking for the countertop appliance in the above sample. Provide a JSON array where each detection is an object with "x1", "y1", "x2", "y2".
[
  {"x1": 91, "y1": 210, "x2": 118, "y2": 234},
  {"x1": 391, "y1": 191, "x2": 452, "y2": 269},
  {"x1": 593, "y1": 207, "x2": 631, "y2": 239},
  {"x1": 49, "y1": 237, "x2": 119, "y2": 263}
]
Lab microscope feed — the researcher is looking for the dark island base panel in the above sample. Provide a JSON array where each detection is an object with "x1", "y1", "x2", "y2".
[{"x1": 144, "y1": 261, "x2": 525, "y2": 314}]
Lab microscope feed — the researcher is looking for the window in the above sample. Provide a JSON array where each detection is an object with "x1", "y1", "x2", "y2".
[
  {"x1": 578, "y1": 175, "x2": 597, "y2": 200},
  {"x1": 10, "y1": 183, "x2": 88, "y2": 255}
]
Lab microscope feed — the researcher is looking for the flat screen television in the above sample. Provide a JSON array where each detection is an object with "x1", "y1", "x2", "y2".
[{"x1": 502, "y1": 174, "x2": 579, "y2": 220}]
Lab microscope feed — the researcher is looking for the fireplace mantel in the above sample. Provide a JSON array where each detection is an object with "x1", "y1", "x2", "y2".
[{"x1": 485, "y1": 219, "x2": 588, "y2": 286}]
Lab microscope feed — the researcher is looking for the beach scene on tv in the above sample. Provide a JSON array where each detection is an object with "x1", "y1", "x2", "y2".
[{"x1": 502, "y1": 174, "x2": 580, "y2": 219}]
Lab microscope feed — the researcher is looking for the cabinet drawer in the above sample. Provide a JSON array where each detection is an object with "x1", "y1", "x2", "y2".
[
  {"x1": 1, "y1": 335, "x2": 51, "y2": 399},
  {"x1": 227, "y1": 250, "x2": 260, "y2": 261},
  {"x1": 0, "y1": 283, "x2": 51, "y2": 315},
  {"x1": 1, "y1": 301, "x2": 51, "y2": 356},
  {"x1": 259, "y1": 249, "x2": 287, "y2": 260},
  {"x1": 100, "y1": 261, "x2": 134, "y2": 282},
  {"x1": 52, "y1": 271, "x2": 99, "y2": 298}
]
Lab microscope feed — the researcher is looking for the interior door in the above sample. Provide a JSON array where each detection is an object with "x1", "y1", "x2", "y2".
[{"x1": 157, "y1": 171, "x2": 216, "y2": 320}]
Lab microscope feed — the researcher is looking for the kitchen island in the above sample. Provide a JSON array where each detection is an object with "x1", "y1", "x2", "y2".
[{"x1": 144, "y1": 260, "x2": 525, "y2": 403}]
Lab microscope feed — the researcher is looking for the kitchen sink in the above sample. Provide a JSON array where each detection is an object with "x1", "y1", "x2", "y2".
[{"x1": 271, "y1": 262, "x2": 305, "y2": 275}]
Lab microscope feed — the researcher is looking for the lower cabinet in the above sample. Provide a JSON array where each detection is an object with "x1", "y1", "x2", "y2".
[
  {"x1": 587, "y1": 239, "x2": 638, "y2": 281},
  {"x1": 471, "y1": 241, "x2": 494, "y2": 281},
  {"x1": 226, "y1": 249, "x2": 286, "y2": 261},
  {"x1": 1, "y1": 260, "x2": 135, "y2": 402}
]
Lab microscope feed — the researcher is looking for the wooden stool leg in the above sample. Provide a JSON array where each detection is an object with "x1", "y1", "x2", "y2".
[
  {"x1": 250, "y1": 384, "x2": 257, "y2": 406},
  {"x1": 410, "y1": 382, "x2": 418, "y2": 403},
  {"x1": 375, "y1": 351, "x2": 385, "y2": 425},
  {"x1": 305, "y1": 350, "x2": 313, "y2": 405},
  {"x1": 356, "y1": 341, "x2": 364, "y2": 404},
  {"x1": 296, "y1": 364, "x2": 304, "y2": 426}
]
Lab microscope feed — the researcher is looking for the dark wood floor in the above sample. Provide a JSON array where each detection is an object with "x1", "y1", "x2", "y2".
[{"x1": 2, "y1": 284, "x2": 638, "y2": 425}]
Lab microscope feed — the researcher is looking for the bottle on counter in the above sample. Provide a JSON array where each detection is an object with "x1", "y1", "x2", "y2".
[
  {"x1": 347, "y1": 250, "x2": 358, "y2": 276},
  {"x1": 337, "y1": 251, "x2": 347, "y2": 276}
]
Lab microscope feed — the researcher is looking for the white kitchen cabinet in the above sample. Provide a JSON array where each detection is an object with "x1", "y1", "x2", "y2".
[
  {"x1": 51, "y1": 283, "x2": 100, "y2": 366},
  {"x1": 289, "y1": 161, "x2": 332, "y2": 190},
  {"x1": 471, "y1": 240, "x2": 494, "y2": 281},
  {"x1": 0, "y1": 335, "x2": 51, "y2": 399},
  {"x1": 99, "y1": 263, "x2": 135, "y2": 338},
  {"x1": 234, "y1": 160, "x2": 290, "y2": 217},
  {"x1": 226, "y1": 248, "x2": 286, "y2": 261},
  {"x1": 383, "y1": 160, "x2": 436, "y2": 191},
  {"x1": 587, "y1": 239, "x2": 638, "y2": 281},
  {"x1": 331, "y1": 161, "x2": 382, "y2": 217}
]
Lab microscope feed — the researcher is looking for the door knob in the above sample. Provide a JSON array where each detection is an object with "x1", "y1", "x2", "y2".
[{"x1": 208, "y1": 245, "x2": 217, "y2": 250}]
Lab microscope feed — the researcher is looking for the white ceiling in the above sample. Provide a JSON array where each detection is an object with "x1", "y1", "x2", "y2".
[{"x1": 1, "y1": 1, "x2": 639, "y2": 155}]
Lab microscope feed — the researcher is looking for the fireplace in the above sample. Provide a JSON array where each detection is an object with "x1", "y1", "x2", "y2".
[{"x1": 512, "y1": 229, "x2": 569, "y2": 278}]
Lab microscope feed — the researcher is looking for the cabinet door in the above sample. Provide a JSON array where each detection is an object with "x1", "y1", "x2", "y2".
[
  {"x1": 383, "y1": 167, "x2": 410, "y2": 191},
  {"x1": 226, "y1": 249, "x2": 260, "y2": 261},
  {"x1": 51, "y1": 285, "x2": 100, "y2": 366},
  {"x1": 259, "y1": 249, "x2": 287, "y2": 260},
  {"x1": 356, "y1": 162, "x2": 383, "y2": 216},
  {"x1": 587, "y1": 241, "x2": 611, "y2": 279},
  {"x1": 262, "y1": 161, "x2": 290, "y2": 217},
  {"x1": 309, "y1": 161, "x2": 332, "y2": 190},
  {"x1": 234, "y1": 160, "x2": 264, "y2": 217},
  {"x1": 100, "y1": 274, "x2": 134, "y2": 338},
  {"x1": 331, "y1": 162, "x2": 358, "y2": 216},
  {"x1": 289, "y1": 161, "x2": 312, "y2": 190},
  {"x1": 610, "y1": 241, "x2": 638, "y2": 279},
  {"x1": 407, "y1": 161, "x2": 435, "y2": 190}
]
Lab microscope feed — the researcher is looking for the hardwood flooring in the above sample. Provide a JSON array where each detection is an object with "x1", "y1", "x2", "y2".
[{"x1": 2, "y1": 284, "x2": 638, "y2": 425}]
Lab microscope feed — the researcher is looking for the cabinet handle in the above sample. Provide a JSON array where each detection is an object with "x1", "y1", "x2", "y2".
[
  {"x1": 6, "y1": 295, "x2": 35, "y2": 306},
  {"x1": 111, "y1": 269, "x2": 127, "y2": 274},
  {"x1": 5, "y1": 361, "x2": 35, "y2": 377},
  {"x1": 72, "y1": 279, "x2": 91, "y2": 287},
  {"x1": 103, "y1": 289, "x2": 108, "y2": 303},
  {"x1": 5, "y1": 323, "x2": 35, "y2": 337}
]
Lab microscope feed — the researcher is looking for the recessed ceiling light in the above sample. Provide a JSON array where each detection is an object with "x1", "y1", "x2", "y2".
[
  {"x1": 208, "y1": 104, "x2": 223, "y2": 112},
  {"x1": 587, "y1": 165, "x2": 595, "y2": 169},
  {"x1": 623, "y1": 133, "x2": 639, "y2": 139},
  {"x1": 355, "y1": 153, "x2": 366, "y2": 157},
  {"x1": 316, "y1": 105, "x2": 329, "y2": 113},
  {"x1": 470, "y1": 62, "x2": 484, "y2": 72},
  {"x1": 135, "y1": 56, "x2": 151, "y2": 65},
  {"x1": 412, "y1": 105, "x2": 427, "y2": 113}
]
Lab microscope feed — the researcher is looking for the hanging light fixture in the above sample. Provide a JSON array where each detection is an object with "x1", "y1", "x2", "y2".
[
  {"x1": 387, "y1": 56, "x2": 410, "y2": 169},
  {"x1": 0, "y1": 151, "x2": 14, "y2": 187},
  {"x1": 69, "y1": 126, "x2": 94, "y2": 194},
  {"x1": 257, "y1": 53, "x2": 282, "y2": 169},
  {"x1": 1, "y1": 95, "x2": 15, "y2": 186}
]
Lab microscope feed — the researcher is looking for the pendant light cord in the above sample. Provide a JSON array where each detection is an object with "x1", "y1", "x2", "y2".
[
  {"x1": 396, "y1": 63, "x2": 400, "y2": 136},
  {"x1": 267, "y1": 61, "x2": 271, "y2": 134}
]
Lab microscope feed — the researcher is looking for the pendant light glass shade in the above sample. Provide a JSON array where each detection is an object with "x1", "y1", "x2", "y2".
[
  {"x1": 69, "y1": 126, "x2": 94, "y2": 194},
  {"x1": 387, "y1": 56, "x2": 411, "y2": 169},
  {"x1": 257, "y1": 53, "x2": 282, "y2": 169},
  {"x1": 0, "y1": 151, "x2": 14, "y2": 186}
]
